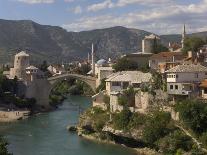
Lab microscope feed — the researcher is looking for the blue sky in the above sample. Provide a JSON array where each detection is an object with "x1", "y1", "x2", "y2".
[{"x1": 0, "y1": 0, "x2": 206, "y2": 34}]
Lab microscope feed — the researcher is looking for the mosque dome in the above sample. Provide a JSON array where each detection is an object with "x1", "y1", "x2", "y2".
[{"x1": 96, "y1": 59, "x2": 107, "y2": 65}]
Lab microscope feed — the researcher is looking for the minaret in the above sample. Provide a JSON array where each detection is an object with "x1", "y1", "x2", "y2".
[
  {"x1": 88, "y1": 52, "x2": 90, "y2": 63},
  {"x1": 91, "y1": 43, "x2": 95, "y2": 75},
  {"x1": 181, "y1": 24, "x2": 186, "y2": 49}
]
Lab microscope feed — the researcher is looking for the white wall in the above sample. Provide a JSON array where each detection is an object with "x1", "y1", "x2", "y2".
[{"x1": 167, "y1": 72, "x2": 207, "y2": 83}]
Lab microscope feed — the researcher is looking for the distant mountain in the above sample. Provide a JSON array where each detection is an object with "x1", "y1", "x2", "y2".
[{"x1": 0, "y1": 19, "x2": 206, "y2": 64}]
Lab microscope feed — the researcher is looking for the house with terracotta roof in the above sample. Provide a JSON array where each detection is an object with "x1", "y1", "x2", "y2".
[
  {"x1": 149, "y1": 51, "x2": 186, "y2": 73},
  {"x1": 105, "y1": 71, "x2": 152, "y2": 95},
  {"x1": 165, "y1": 64, "x2": 207, "y2": 100}
]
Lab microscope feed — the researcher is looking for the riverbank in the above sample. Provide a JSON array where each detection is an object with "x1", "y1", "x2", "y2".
[
  {"x1": 0, "y1": 109, "x2": 30, "y2": 122},
  {"x1": 76, "y1": 129, "x2": 159, "y2": 155}
]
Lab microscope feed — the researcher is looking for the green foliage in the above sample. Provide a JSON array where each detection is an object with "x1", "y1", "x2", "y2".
[
  {"x1": 103, "y1": 95, "x2": 110, "y2": 110},
  {"x1": 182, "y1": 37, "x2": 205, "y2": 53},
  {"x1": 118, "y1": 87, "x2": 137, "y2": 107},
  {"x1": 39, "y1": 60, "x2": 48, "y2": 72},
  {"x1": 128, "y1": 113, "x2": 147, "y2": 129},
  {"x1": 88, "y1": 107, "x2": 109, "y2": 132},
  {"x1": 96, "y1": 78, "x2": 106, "y2": 92},
  {"x1": 157, "y1": 130, "x2": 193, "y2": 154},
  {"x1": 143, "y1": 111, "x2": 171, "y2": 144},
  {"x1": 200, "y1": 132, "x2": 207, "y2": 148},
  {"x1": 0, "y1": 136, "x2": 12, "y2": 155},
  {"x1": 175, "y1": 100, "x2": 207, "y2": 134},
  {"x1": 154, "y1": 44, "x2": 169, "y2": 54},
  {"x1": 113, "y1": 108, "x2": 132, "y2": 130},
  {"x1": 113, "y1": 57, "x2": 138, "y2": 72},
  {"x1": 152, "y1": 71, "x2": 165, "y2": 90}
]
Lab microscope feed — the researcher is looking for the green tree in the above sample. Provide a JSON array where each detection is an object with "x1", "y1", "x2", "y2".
[
  {"x1": 182, "y1": 37, "x2": 205, "y2": 53},
  {"x1": 175, "y1": 100, "x2": 207, "y2": 134},
  {"x1": 157, "y1": 130, "x2": 193, "y2": 154},
  {"x1": 96, "y1": 78, "x2": 106, "y2": 92},
  {"x1": 113, "y1": 57, "x2": 138, "y2": 72},
  {"x1": 113, "y1": 108, "x2": 132, "y2": 130},
  {"x1": 39, "y1": 60, "x2": 48, "y2": 72},
  {"x1": 143, "y1": 111, "x2": 171, "y2": 143},
  {"x1": 0, "y1": 136, "x2": 12, "y2": 155}
]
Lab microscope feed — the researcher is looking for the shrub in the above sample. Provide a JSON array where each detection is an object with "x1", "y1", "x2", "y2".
[
  {"x1": 143, "y1": 111, "x2": 171, "y2": 143},
  {"x1": 113, "y1": 108, "x2": 132, "y2": 130},
  {"x1": 157, "y1": 130, "x2": 193, "y2": 154},
  {"x1": 175, "y1": 100, "x2": 207, "y2": 134}
]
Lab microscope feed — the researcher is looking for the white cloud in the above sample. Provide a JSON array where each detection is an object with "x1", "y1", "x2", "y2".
[
  {"x1": 87, "y1": 0, "x2": 114, "y2": 12},
  {"x1": 64, "y1": 0, "x2": 74, "y2": 2},
  {"x1": 16, "y1": 0, "x2": 55, "y2": 4},
  {"x1": 72, "y1": 6, "x2": 82, "y2": 14},
  {"x1": 87, "y1": 0, "x2": 172, "y2": 12},
  {"x1": 63, "y1": 0, "x2": 207, "y2": 34}
]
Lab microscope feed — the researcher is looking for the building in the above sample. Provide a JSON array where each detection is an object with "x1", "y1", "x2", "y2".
[
  {"x1": 47, "y1": 64, "x2": 66, "y2": 76},
  {"x1": 149, "y1": 51, "x2": 186, "y2": 73},
  {"x1": 9, "y1": 51, "x2": 30, "y2": 80},
  {"x1": 165, "y1": 64, "x2": 207, "y2": 100},
  {"x1": 142, "y1": 34, "x2": 160, "y2": 54},
  {"x1": 105, "y1": 71, "x2": 152, "y2": 95},
  {"x1": 122, "y1": 53, "x2": 153, "y2": 69}
]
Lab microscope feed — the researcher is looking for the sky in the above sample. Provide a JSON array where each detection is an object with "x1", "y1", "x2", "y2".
[{"x1": 0, "y1": 0, "x2": 207, "y2": 34}]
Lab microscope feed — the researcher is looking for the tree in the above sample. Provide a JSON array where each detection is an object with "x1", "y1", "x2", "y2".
[
  {"x1": 175, "y1": 100, "x2": 207, "y2": 134},
  {"x1": 0, "y1": 137, "x2": 12, "y2": 155},
  {"x1": 113, "y1": 108, "x2": 132, "y2": 130},
  {"x1": 157, "y1": 130, "x2": 193, "y2": 154},
  {"x1": 118, "y1": 87, "x2": 137, "y2": 107},
  {"x1": 182, "y1": 37, "x2": 205, "y2": 53},
  {"x1": 39, "y1": 60, "x2": 48, "y2": 72},
  {"x1": 154, "y1": 44, "x2": 169, "y2": 54},
  {"x1": 143, "y1": 111, "x2": 171, "y2": 143},
  {"x1": 96, "y1": 78, "x2": 106, "y2": 92},
  {"x1": 113, "y1": 57, "x2": 138, "y2": 72}
]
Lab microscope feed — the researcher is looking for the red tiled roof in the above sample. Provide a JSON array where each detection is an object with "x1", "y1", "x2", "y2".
[
  {"x1": 150, "y1": 51, "x2": 185, "y2": 59},
  {"x1": 200, "y1": 79, "x2": 207, "y2": 88}
]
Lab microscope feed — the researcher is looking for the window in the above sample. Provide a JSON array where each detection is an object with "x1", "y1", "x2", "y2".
[
  {"x1": 204, "y1": 88, "x2": 207, "y2": 94},
  {"x1": 175, "y1": 85, "x2": 178, "y2": 90},
  {"x1": 170, "y1": 85, "x2": 173, "y2": 90},
  {"x1": 123, "y1": 82, "x2": 129, "y2": 89},
  {"x1": 176, "y1": 74, "x2": 178, "y2": 78},
  {"x1": 112, "y1": 82, "x2": 121, "y2": 86}
]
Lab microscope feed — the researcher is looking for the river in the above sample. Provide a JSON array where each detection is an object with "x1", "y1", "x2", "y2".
[{"x1": 0, "y1": 96, "x2": 137, "y2": 155}]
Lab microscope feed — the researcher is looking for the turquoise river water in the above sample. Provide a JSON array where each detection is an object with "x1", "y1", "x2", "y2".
[{"x1": 0, "y1": 96, "x2": 137, "y2": 155}]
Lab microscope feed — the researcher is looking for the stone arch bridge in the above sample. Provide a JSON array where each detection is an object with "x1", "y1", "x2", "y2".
[{"x1": 35, "y1": 73, "x2": 96, "y2": 107}]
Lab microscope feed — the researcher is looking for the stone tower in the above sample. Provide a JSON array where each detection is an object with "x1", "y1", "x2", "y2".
[
  {"x1": 10, "y1": 51, "x2": 30, "y2": 79},
  {"x1": 181, "y1": 24, "x2": 186, "y2": 49},
  {"x1": 142, "y1": 34, "x2": 160, "y2": 54},
  {"x1": 91, "y1": 43, "x2": 95, "y2": 75}
]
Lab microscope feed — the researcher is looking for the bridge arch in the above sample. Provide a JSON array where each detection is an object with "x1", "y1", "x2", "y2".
[{"x1": 47, "y1": 73, "x2": 96, "y2": 93}]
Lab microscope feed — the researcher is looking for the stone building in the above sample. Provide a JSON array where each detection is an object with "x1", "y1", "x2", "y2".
[
  {"x1": 10, "y1": 51, "x2": 30, "y2": 80},
  {"x1": 142, "y1": 34, "x2": 160, "y2": 54}
]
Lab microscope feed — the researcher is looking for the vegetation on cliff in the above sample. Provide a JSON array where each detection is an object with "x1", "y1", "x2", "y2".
[
  {"x1": 78, "y1": 106, "x2": 204, "y2": 154},
  {"x1": 0, "y1": 72, "x2": 36, "y2": 109}
]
